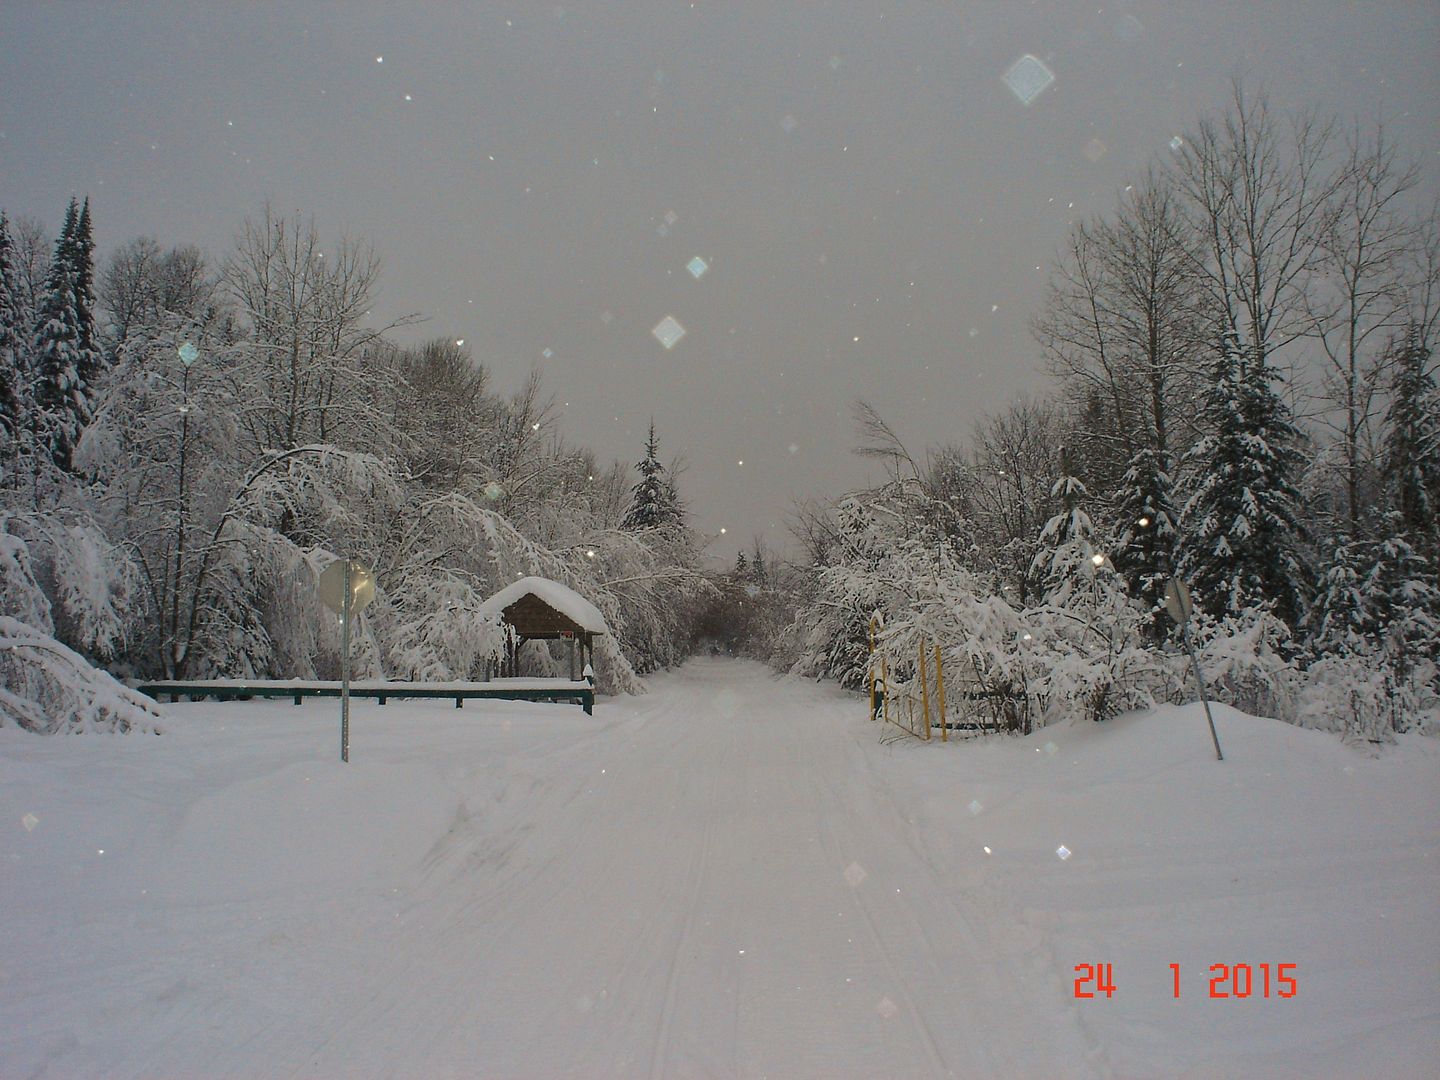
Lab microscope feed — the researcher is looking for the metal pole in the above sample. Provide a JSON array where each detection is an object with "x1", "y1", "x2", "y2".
[
  {"x1": 919, "y1": 638, "x2": 931, "y2": 740},
  {"x1": 1182, "y1": 625, "x2": 1223, "y2": 761},
  {"x1": 881, "y1": 656, "x2": 889, "y2": 726},
  {"x1": 935, "y1": 643, "x2": 946, "y2": 743},
  {"x1": 341, "y1": 561, "x2": 351, "y2": 763},
  {"x1": 868, "y1": 615, "x2": 878, "y2": 721}
]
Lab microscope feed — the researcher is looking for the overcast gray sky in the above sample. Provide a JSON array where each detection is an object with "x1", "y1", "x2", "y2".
[{"x1": 3, "y1": 2, "x2": 1437, "y2": 559}]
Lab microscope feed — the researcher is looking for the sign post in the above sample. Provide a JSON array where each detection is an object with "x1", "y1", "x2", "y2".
[
  {"x1": 318, "y1": 559, "x2": 376, "y2": 763},
  {"x1": 1165, "y1": 578, "x2": 1223, "y2": 762}
]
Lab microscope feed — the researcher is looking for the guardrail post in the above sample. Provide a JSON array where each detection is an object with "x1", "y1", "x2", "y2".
[
  {"x1": 935, "y1": 643, "x2": 946, "y2": 742},
  {"x1": 919, "y1": 639, "x2": 931, "y2": 741}
]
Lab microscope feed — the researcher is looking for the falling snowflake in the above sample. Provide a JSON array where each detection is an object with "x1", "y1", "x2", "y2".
[
  {"x1": 780, "y1": 113, "x2": 798, "y2": 133},
  {"x1": 687, "y1": 256, "x2": 709, "y2": 279},
  {"x1": 968, "y1": 799, "x2": 983, "y2": 815},
  {"x1": 22, "y1": 813, "x2": 39, "y2": 832},
  {"x1": 1056, "y1": 845, "x2": 1072, "y2": 860},
  {"x1": 843, "y1": 862, "x2": 868, "y2": 887},
  {"x1": 1002, "y1": 54, "x2": 1055, "y2": 105},
  {"x1": 652, "y1": 316, "x2": 686, "y2": 349},
  {"x1": 1083, "y1": 137, "x2": 1108, "y2": 162}
]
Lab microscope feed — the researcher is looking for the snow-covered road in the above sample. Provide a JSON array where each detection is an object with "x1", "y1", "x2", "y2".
[
  {"x1": 3, "y1": 658, "x2": 1436, "y2": 1078},
  {"x1": 328, "y1": 657, "x2": 1096, "y2": 1079}
]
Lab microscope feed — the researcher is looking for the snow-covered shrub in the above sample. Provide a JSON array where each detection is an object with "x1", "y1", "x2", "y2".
[
  {"x1": 1299, "y1": 655, "x2": 1415, "y2": 744},
  {"x1": 938, "y1": 595, "x2": 1036, "y2": 734},
  {"x1": 0, "y1": 518, "x2": 53, "y2": 632},
  {"x1": 0, "y1": 510, "x2": 139, "y2": 661},
  {"x1": 789, "y1": 492, "x2": 928, "y2": 690},
  {"x1": 1019, "y1": 597, "x2": 1164, "y2": 727},
  {"x1": 380, "y1": 569, "x2": 504, "y2": 680},
  {"x1": 0, "y1": 616, "x2": 163, "y2": 734},
  {"x1": 1189, "y1": 606, "x2": 1299, "y2": 722}
]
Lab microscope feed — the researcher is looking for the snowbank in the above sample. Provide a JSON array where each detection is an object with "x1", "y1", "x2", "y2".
[{"x1": 0, "y1": 660, "x2": 1434, "y2": 1077}]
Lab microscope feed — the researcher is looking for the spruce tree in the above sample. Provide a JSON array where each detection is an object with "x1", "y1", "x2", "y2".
[
  {"x1": 621, "y1": 421, "x2": 680, "y2": 529},
  {"x1": 1307, "y1": 533, "x2": 1369, "y2": 658},
  {"x1": 72, "y1": 198, "x2": 100, "y2": 374},
  {"x1": 1309, "y1": 518, "x2": 1440, "y2": 679},
  {"x1": 0, "y1": 212, "x2": 25, "y2": 458},
  {"x1": 1180, "y1": 333, "x2": 1310, "y2": 628},
  {"x1": 31, "y1": 197, "x2": 102, "y2": 475},
  {"x1": 1031, "y1": 446, "x2": 1144, "y2": 721},
  {"x1": 1113, "y1": 446, "x2": 1179, "y2": 638},
  {"x1": 1031, "y1": 446, "x2": 1098, "y2": 604},
  {"x1": 1383, "y1": 325, "x2": 1439, "y2": 562},
  {"x1": 1361, "y1": 522, "x2": 1440, "y2": 681}
]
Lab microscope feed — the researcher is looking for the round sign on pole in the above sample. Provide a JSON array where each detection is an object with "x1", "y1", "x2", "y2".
[
  {"x1": 318, "y1": 560, "x2": 376, "y2": 614},
  {"x1": 1164, "y1": 577, "x2": 1193, "y2": 626}
]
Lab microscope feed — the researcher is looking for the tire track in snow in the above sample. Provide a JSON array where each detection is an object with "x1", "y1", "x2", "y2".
[{"x1": 647, "y1": 709, "x2": 730, "y2": 1080}]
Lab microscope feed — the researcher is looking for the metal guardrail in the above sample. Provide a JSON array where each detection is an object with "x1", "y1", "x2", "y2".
[{"x1": 136, "y1": 679, "x2": 596, "y2": 715}]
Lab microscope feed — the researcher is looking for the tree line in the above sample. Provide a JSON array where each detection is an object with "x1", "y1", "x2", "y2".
[
  {"x1": 767, "y1": 83, "x2": 1439, "y2": 741},
  {"x1": 1, "y1": 201, "x2": 711, "y2": 729}
]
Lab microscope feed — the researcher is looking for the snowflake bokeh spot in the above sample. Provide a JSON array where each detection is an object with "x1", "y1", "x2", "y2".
[
  {"x1": 1002, "y1": 54, "x2": 1055, "y2": 105},
  {"x1": 652, "y1": 316, "x2": 686, "y2": 349}
]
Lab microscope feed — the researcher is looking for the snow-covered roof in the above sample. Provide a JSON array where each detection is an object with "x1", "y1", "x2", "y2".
[{"x1": 478, "y1": 576, "x2": 610, "y2": 634}]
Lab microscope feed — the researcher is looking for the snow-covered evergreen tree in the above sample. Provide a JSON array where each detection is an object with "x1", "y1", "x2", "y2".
[
  {"x1": 1306, "y1": 533, "x2": 1369, "y2": 658},
  {"x1": 1360, "y1": 523, "x2": 1440, "y2": 683},
  {"x1": 621, "y1": 421, "x2": 680, "y2": 529},
  {"x1": 1028, "y1": 448, "x2": 1154, "y2": 721},
  {"x1": 1383, "y1": 325, "x2": 1439, "y2": 562},
  {"x1": 1031, "y1": 447, "x2": 1098, "y2": 604},
  {"x1": 1113, "y1": 447, "x2": 1179, "y2": 638},
  {"x1": 1180, "y1": 333, "x2": 1310, "y2": 629},
  {"x1": 0, "y1": 212, "x2": 27, "y2": 469},
  {"x1": 31, "y1": 197, "x2": 102, "y2": 476}
]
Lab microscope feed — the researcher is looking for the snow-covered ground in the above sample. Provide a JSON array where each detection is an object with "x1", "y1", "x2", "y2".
[{"x1": 2, "y1": 658, "x2": 1436, "y2": 1078}]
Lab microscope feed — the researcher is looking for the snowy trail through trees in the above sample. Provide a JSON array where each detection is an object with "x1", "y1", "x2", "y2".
[
  {"x1": 4, "y1": 658, "x2": 1437, "y2": 1078},
  {"x1": 255, "y1": 658, "x2": 1095, "y2": 1078}
]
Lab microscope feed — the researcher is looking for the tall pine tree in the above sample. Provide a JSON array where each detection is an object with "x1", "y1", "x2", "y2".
[
  {"x1": 0, "y1": 212, "x2": 26, "y2": 461},
  {"x1": 32, "y1": 197, "x2": 102, "y2": 475},
  {"x1": 1384, "y1": 325, "x2": 1440, "y2": 563},
  {"x1": 1180, "y1": 333, "x2": 1310, "y2": 628},
  {"x1": 621, "y1": 421, "x2": 681, "y2": 529}
]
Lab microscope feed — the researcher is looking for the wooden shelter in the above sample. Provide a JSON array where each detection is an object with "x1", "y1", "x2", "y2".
[{"x1": 478, "y1": 576, "x2": 609, "y2": 680}]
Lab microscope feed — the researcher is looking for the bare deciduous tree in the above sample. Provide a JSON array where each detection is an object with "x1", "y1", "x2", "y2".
[{"x1": 1307, "y1": 123, "x2": 1421, "y2": 526}]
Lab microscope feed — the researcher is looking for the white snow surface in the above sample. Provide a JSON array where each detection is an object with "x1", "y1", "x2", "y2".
[
  {"x1": 2, "y1": 658, "x2": 1436, "y2": 1078},
  {"x1": 478, "y1": 575, "x2": 610, "y2": 634}
]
